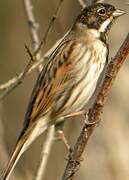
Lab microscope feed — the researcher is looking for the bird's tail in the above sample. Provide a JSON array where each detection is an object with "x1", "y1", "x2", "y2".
[{"x1": 1, "y1": 119, "x2": 48, "y2": 180}]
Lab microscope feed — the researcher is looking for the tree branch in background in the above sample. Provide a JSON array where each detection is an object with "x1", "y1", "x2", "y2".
[
  {"x1": 34, "y1": 125, "x2": 55, "y2": 180},
  {"x1": 23, "y1": 0, "x2": 43, "y2": 72},
  {"x1": 0, "y1": 30, "x2": 69, "y2": 100},
  {"x1": 62, "y1": 33, "x2": 129, "y2": 180},
  {"x1": 0, "y1": 0, "x2": 65, "y2": 100},
  {"x1": 0, "y1": 53, "x2": 43, "y2": 100},
  {"x1": 0, "y1": 45, "x2": 37, "y2": 100}
]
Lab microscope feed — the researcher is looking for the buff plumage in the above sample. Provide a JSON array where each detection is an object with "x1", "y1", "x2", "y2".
[{"x1": 1, "y1": 3, "x2": 125, "y2": 180}]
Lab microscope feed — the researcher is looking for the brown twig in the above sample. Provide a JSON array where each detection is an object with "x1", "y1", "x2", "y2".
[{"x1": 62, "y1": 33, "x2": 129, "y2": 180}]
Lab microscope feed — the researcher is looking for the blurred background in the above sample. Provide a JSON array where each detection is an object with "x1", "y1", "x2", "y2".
[{"x1": 0, "y1": 0, "x2": 129, "y2": 180}]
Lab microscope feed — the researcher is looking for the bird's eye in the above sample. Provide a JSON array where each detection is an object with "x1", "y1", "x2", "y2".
[{"x1": 97, "y1": 8, "x2": 106, "y2": 15}]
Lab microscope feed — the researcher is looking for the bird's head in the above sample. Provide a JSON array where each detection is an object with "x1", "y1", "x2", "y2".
[{"x1": 75, "y1": 3, "x2": 125, "y2": 33}]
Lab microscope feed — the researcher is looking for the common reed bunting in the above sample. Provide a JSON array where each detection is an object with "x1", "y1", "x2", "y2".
[{"x1": 2, "y1": 3, "x2": 125, "y2": 180}]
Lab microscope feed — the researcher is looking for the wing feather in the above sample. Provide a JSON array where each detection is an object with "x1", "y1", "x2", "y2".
[{"x1": 22, "y1": 37, "x2": 79, "y2": 131}]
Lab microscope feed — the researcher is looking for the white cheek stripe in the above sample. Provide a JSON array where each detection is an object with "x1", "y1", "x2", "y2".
[{"x1": 99, "y1": 18, "x2": 111, "y2": 33}]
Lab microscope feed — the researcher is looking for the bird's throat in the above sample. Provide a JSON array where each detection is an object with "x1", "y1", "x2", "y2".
[{"x1": 98, "y1": 17, "x2": 112, "y2": 33}]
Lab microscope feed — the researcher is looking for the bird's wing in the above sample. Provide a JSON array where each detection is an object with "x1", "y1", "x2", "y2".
[
  {"x1": 22, "y1": 37, "x2": 80, "y2": 132},
  {"x1": 2, "y1": 36, "x2": 83, "y2": 180}
]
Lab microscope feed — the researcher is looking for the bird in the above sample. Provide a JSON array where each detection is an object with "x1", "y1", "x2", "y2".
[{"x1": 1, "y1": 3, "x2": 125, "y2": 180}]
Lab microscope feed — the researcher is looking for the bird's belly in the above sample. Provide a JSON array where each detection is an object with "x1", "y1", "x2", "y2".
[
  {"x1": 62, "y1": 43, "x2": 107, "y2": 115},
  {"x1": 64, "y1": 68, "x2": 98, "y2": 114}
]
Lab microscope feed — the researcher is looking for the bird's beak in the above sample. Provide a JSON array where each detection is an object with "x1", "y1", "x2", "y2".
[{"x1": 113, "y1": 9, "x2": 126, "y2": 17}]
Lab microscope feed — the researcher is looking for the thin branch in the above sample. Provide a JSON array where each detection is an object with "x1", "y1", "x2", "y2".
[
  {"x1": 0, "y1": 0, "x2": 65, "y2": 100},
  {"x1": 0, "y1": 55, "x2": 43, "y2": 100},
  {"x1": 34, "y1": 125, "x2": 55, "y2": 180},
  {"x1": 0, "y1": 29, "x2": 69, "y2": 100},
  {"x1": 77, "y1": 0, "x2": 86, "y2": 8},
  {"x1": 34, "y1": 0, "x2": 64, "y2": 56},
  {"x1": 23, "y1": 0, "x2": 43, "y2": 72},
  {"x1": 62, "y1": 33, "x2": 129, "y2": 180},
  {"x1": 0, "y1": 45, "x2": 36, "y2": 100},
  {"x1": 0, "y1": 0, "x2": 44, "y2": 99}
]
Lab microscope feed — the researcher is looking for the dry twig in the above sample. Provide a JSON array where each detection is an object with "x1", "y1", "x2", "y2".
[
  {"x1": 0, "y1": 0, "x2": 44, "y2": 99},
  {"x1": 34, "y1": 125, "x2": 55, "y2": 180},
  {"x1": 0, "y1": 0, "x2": 65, "y2": 100},
  {"x1": 0, "y1": 45, "x2": 35, "y2": 100},
  {"x1": 0, "y1": 30, "x2": 69, "y2": 100},
  {"x1": 23, "y1": 0, "x2": 43, "y2": 72},
  {"x1": 0, "y1": 55, "x2": 43, "y2": 100},
  {"x1": 62, "y1": 33, "x2": 129, "y2": 180}
]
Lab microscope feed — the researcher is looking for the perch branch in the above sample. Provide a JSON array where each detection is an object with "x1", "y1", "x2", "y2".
[{"x1": 62, "y1": 33, "x2": 129, "y2": 180}]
